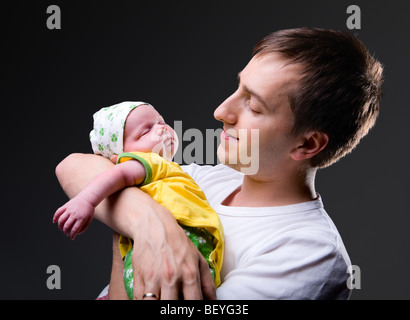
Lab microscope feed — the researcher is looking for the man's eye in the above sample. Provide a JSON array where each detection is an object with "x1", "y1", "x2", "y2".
[
  {"x1": 251, "y1": 108, "x2": 261, "y2": 114},
  {"x1": 247, "y1": 100, "x2": 261, "y2": 114}
]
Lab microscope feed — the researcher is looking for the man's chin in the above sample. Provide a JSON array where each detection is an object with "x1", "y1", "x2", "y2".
[
  {"x1": 217, "y1": 147, "x2": 239, "y2": 169},
  {"x1": 217, "y1": 147, "x2": 259, "y2": 175}
]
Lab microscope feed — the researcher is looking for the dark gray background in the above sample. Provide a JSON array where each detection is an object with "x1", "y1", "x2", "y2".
[{"x1": 1, "y1": 0, "x2": 409, "y2": 300}]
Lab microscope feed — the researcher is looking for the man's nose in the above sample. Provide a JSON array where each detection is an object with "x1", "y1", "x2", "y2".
[{"x1": 214, "y1": 92, "x2": 238, "y2": 125}]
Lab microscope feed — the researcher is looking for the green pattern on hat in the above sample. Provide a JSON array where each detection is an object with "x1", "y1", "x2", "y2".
[{"x1": 89, "y1": 101, "x2": 151, "y2": 158}]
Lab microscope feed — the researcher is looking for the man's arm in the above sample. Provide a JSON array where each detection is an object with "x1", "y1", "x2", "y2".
[
  {"x1": 56, "y1": 154, "x2": 148, "y2": 236},
  {"x1": 53, "y1": 159, "x2": 146, "y2": 239},
  {"x1": 55, "y1": 153, "x2": 216, "y2": 300}
]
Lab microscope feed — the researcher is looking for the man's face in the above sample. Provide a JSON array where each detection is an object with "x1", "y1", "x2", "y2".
[{"x1": 214, "y1": 53, "x2": 302, "y2": 178}]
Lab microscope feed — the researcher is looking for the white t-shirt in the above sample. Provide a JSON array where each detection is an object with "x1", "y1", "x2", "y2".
[{"x1": 182, "y1": 163, "x2": 352, "y2": 300}]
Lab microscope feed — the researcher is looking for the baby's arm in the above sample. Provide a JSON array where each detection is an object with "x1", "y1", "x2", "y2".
[{"x1": 53, "y1": 159, "x2": 146, "y2": 239}]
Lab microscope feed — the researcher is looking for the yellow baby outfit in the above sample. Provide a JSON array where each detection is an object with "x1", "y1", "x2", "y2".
[{"x1": 117, "y1": 151, "x2": 224, "y2": 289}]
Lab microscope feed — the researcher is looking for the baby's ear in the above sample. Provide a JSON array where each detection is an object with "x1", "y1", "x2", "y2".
[{"x1": 110, "y1": 155, "x2": 119, "y2": 164}]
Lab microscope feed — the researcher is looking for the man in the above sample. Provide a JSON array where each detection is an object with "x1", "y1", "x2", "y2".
[{"x1": 55, "y1": 28, "x2": 383, "y2": 299}]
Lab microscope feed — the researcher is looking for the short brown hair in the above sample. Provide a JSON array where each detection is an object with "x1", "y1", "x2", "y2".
[{"x1": 253, "y1": 28, "x2": 384, "y2": 168}]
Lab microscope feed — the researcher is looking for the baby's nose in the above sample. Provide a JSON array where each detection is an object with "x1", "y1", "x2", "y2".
[{"x1": 156, "y1": 126, "x2": 168, "y2": 135}]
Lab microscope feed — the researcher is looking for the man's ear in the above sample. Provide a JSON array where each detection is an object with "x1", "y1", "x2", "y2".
[{"x1": 290, "y1": 131, "x2": 329, "y2": 161}]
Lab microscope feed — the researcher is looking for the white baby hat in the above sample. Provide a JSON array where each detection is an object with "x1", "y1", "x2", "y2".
[{"x1": 89, "y1": 101, "x2": 151, "y2": 158}]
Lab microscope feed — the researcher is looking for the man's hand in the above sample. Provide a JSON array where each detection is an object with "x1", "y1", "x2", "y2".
[{"x1": 130, "y1": 211, "x2": 217, "y2": 300}]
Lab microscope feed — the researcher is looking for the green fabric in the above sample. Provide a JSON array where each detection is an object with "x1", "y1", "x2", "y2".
[
  {"x1": 117, "y1": 152, "x2": 153, "y2": 185},
  {"x1": 123, "y1": 224, "x2": 215, "y2": 300}
]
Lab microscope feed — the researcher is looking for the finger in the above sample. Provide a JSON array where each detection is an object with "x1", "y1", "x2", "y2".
[
  {"x1": 159, "y1": 284, "x2": 179, "y2": 300},
  {"x1": 70, "y1": 219, "x2": 85, "y2": 240},
  {"x1": 53, "y1": 207, "x2": 65, "y2": 223},
  {"x1": 132, "y1": 271, "x2": 144, "y2": 300},
  {"x1": 142, "y1": 291, "x2": 160, "y2": 300},
  {"x1": 78, "y1": 218, "x2": 91, "y2": 235},
  {"x1": 181, "y1": 269, "x2": 202, "y2": 300},
  {"x1": 138, "y1": 280, "x2": 161, "y2": 300},
  {"x1": 138, "y1": 269, "x2": 161, "y2": 300},
  {"x1": 177, "y1": 256, "x2": 203, "y2": 300},
  {"x1": 57, "y1": 211, "x2": 70, "y2": 230},
  {"x1": 129, "y1": 249, "x2": 147, "y2": 300},
  {"x1": 199, "y1": 257, "x2": 217, "y2": 300},
  {"x1": 63, "y1": 216, "x2": 76, "y2": 236},
  {"x1": 155, "y1": 258, "x2": 179, "y2": 300},
  {"x1": 138, "y1": 271, "x2": 161, "y2": 300},
  {"x1": 110, "y1": 155, "x2": 118, "y2": 164}
]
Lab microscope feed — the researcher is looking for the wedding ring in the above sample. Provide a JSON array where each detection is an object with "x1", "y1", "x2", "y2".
[{"x1": 143, "y1": 292, "x2": 159, "y2": 300}]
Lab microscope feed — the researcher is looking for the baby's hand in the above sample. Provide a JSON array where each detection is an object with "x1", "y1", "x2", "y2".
[
  {"x1": 110, "y1": 155, "x2": 118, "y2": 164},
  {"x1": 53, "y1": 196, "x2": 95, "y2": 240}
]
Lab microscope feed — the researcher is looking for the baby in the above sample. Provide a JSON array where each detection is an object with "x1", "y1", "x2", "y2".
[{"x1": 53, "y1": 101, "x2": 224, "y2": 299}]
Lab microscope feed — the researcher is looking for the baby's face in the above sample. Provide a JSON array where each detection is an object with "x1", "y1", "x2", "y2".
[{"x1": 123, "y1": 104, "x2": 178, "y2": 161}]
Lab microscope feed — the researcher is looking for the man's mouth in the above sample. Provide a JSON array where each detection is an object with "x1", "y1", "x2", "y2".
[{"x1": 221, "y1": 129, "x2": 239, "y2": 141}]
